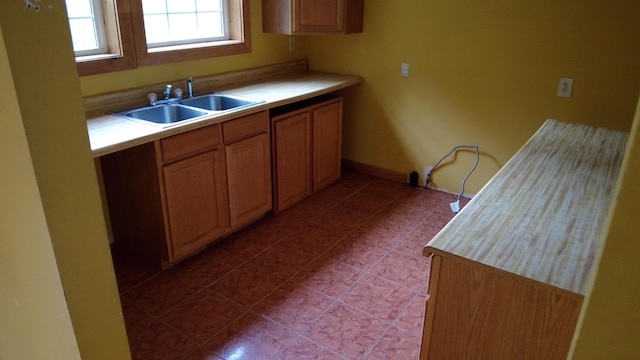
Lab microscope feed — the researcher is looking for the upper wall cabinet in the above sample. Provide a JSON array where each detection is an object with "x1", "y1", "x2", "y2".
[{"x1": 262, "y1": 0, "x2": 364, "y2": 35}]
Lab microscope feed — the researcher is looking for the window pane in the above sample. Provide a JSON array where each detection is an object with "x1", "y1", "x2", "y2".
[
  {"x1": 141, "y1": 0, "x2": 167, "y2": 15},
  {"x1": 66, "y1": 0, "x2": 92, "y2": 17},
  {"x1": 167, "y1": 0, "x2": 196, "y2": 13},
  {"x1": 196, "y1": 0, "x2": 221, "y2": 11},
  {"x1": 198, "y1": 12, "x2": 224, "y2": 37},
  {"x1": 168, "y1": 13, "x2": 198, "y2": 40},
  {"x1": 143, "y1": 14, "x2": 170, "y2": 44},
  {"x1": 68, "y1": 18, "x2": 98, "y2": 51}
]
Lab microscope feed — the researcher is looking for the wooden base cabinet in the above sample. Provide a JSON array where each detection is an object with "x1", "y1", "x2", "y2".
[
  {"x1": 419, "y1": 120, "x2": 628, "y2": 360},
  {"x1": 262, "y1": 0, "x2": 364, "y2": 35},
  {"x1": 101, "y1": 111, "x2": 272, "y2": 268},
  {"x1": 271, "y1": 97, "x2": 342, "y2": 212},
  {"x1": 223, "y1": 112, "x2": 272, "y2": 230}
]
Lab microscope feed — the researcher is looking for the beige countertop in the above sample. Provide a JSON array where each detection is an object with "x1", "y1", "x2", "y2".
[
  {"x1": 86, "y1": 68, "x2": 362, "y2": 157},
  {"x1": 424, "y1": 119, "x2": 628, "y2": 295}
]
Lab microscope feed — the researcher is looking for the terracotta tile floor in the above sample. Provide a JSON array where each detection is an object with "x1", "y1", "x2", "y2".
[{"x1": 111, "y1": 171, "x2": 466, "y2": 360}]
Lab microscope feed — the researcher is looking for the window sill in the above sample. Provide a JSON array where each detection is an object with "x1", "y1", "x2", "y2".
[
  {"x1": 76, "y1": 53, "x2": 121, "y2": 63},
  {"x1": 147, "y1": 40, "x2": 245, "y2": 54}
]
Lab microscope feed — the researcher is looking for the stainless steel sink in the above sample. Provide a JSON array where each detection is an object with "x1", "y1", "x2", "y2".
[
  {"x1": 116, "y1": 104, "x2": 208, "y2": 125},
  {"x1": 179, "y1": 93, "x2": 263, "y2": 111},
  {"x1": 112, "y1": 93, "x2": 264, "y2": 128}
]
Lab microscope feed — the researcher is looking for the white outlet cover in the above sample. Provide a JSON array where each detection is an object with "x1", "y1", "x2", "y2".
[
  {"x1": 401, "y1": 63, "x2": 409, "y2": 77},
  {"x1": 557, "y1": 77, "x2": 574, "y2": 98}
]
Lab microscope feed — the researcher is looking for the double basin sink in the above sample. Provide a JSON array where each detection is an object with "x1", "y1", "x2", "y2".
[{"x1": 113, "y1": 93, "x2": 264, "y2": 127}]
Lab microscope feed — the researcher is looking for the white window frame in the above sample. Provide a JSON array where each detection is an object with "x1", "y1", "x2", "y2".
[
  {"x1": 143, "y1": 0, "x2": 231, "y2": 49},
  {"x1": 66, "y1": 0, "x2": 108, "y2": 57}
]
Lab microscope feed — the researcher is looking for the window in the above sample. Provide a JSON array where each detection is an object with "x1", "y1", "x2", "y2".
[
  {"x1": 142, "y1": 0, "x2": 229, "y2": 48},
  {"x1": 66, "y1": 0, "x2": 107, "y2": 56},
  {"x1": 65, "y1": 0, "x2": 251, "y2": 76}
]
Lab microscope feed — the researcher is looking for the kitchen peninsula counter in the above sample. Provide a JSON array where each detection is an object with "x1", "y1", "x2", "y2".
[{"x1": 420, "y1": 119, "x2": 628, "y2": 359}]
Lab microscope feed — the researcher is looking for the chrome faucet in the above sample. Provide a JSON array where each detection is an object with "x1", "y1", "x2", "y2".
[
  {"x1": 187, "y1": 78, "x2": 194, "y2": 98},
  {"x1": 148, "y1": 84, "x2": 183, "y2": 105}
]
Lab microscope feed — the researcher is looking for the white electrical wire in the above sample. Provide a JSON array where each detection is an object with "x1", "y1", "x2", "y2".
[{"x1": 427, "y1": 145, "x2": 480, "y2": 205}]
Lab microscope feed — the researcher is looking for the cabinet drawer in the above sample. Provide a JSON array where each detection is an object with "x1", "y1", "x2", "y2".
[
  {"x1": 223, "y1": 111, "x2": 269, "y2": 144},
  {"x1": 160, "y1": 124, "x2": 221, "y2": 164}
]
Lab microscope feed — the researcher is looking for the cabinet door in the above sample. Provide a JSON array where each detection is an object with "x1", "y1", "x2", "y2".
[
  {"x1": 263, "y1": 0, "x2": 363, "y2": 34},
  {"x1": 313, "y1": 99, "x2": 343, "y2": 191},
  {"x1": 163, "y1": 149, "x2": 228, "y2": 261},
  {"x1": 225, "y1": 133, "x2": 272, "y2": 229},
  {"x1": 272, "y1": 111, "x2": 313, "y2": 212},
  {"x1": 294, "y1": 0, "x2": 344, "y2": 33}
]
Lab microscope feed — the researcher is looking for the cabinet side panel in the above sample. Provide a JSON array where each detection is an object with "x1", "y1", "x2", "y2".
[
  {"x1": 344, "y1": 0, "x2": 364, "y2": 34},
  {"x1": 420, "y1": 255, "x2": 441, "y2": 360},
  {"x1": 100, "y1": 144, "x2": 166, "y2": 268},
  {"x1": 262, "y1": 0, "x2": 292, "y2": 34},
  {"x1": 428, "y1": 256, "x2": 582, "y2": 360}
]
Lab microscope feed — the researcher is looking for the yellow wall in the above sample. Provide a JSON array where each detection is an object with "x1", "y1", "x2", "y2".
[
  {"x1": 79, "y1": 0, "x2": 306, "y2": 96},
  {"x1": 571, "y1": 97, "x2": 640, "y2": 359},
  {"x1": 306, "y1": 0, "x2": 640, "y2": 194},
  {"x1": 2, "y1": 0, "x2": 639, "y2": 358},
  {"x1": 0, "y1": 25, "x2": 82, "y2": 360},
  {"x1": 0, "y1": 1, "x2": 130, "y2": 359}
]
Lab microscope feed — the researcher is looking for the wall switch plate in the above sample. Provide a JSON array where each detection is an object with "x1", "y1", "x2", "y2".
[
  {"x1": 401, "y1": 63, "x2": 410, "y2": 77},
  {"x1": 557, "y1": 77, "x2": 574, "y2": 98}
]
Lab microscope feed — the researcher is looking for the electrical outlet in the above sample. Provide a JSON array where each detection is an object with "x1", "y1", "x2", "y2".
[
  {"x1": 557, "y1": 77, "x2": 574, "y2": 98},
  {"x1": 423, "y1": 166, "x2": 434, "y2": 187},
  {"x1": 401, "y1": 63, "x2": 410, "y2": 77}
]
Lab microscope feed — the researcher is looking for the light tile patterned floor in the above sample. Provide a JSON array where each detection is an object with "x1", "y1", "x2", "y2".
[{"x1": 111, "y1": 171, "x2": 466, "y2": 359}]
